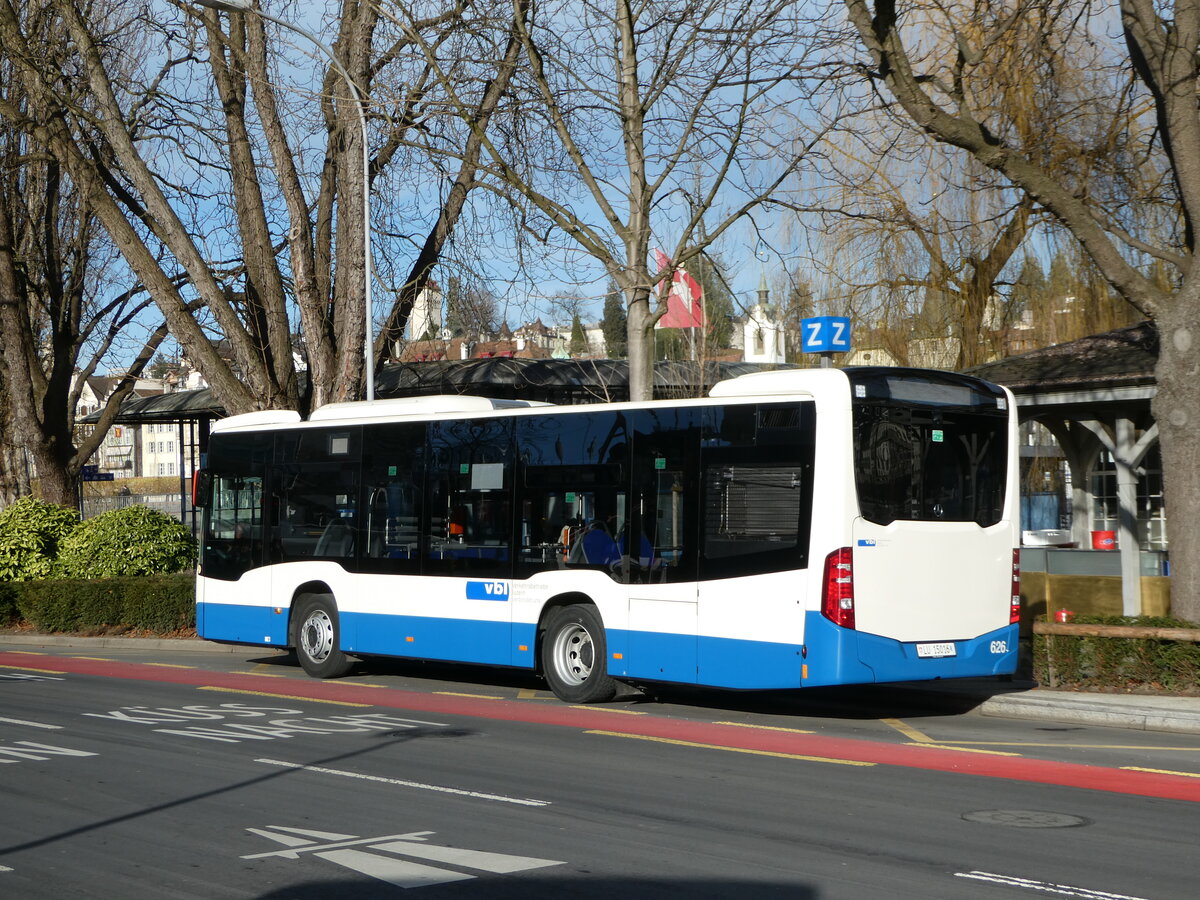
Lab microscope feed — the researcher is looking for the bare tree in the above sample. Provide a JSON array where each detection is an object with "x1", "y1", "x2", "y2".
[
  {"x1": 815, "y1": 2, "x2": 1149, "y2": 369},
  {"x1": 843, "y1": 0, "x2": 1200, "y2": 620},
  {"x1": 818, "y1": 141, "x2": 1035, "y2": 368},
  {"x1": 0, "y1": 0, "x2": 520, "y2": 418},
  {"x1": 397, "y1": 0, "x2": 826, "y2": 400},
  {"x1": 0, "y1": 1, "x2": 170, "y2": 506}
]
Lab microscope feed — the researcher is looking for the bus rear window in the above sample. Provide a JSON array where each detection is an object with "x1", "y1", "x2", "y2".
[{"x1": 850, "y1": 371, "x2": 1007, "y2": 527}]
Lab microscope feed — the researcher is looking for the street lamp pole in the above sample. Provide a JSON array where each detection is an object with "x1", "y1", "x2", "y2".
[{"x1": 194, "y1": 0, "x2": 375, "y2": 401}]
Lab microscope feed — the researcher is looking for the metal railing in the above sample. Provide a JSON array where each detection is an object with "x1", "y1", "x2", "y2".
[{"x1": 80, "y1": 492, "x2": 198, "y2": 535}]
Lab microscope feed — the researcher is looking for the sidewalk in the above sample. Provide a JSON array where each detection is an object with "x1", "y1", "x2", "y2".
[
  {"x1": 979, "y1": 687, "x2": 1200, "y2": 735},
  {"x1": 5, "y1": 633, "x2": 1200, "y2": 735}
]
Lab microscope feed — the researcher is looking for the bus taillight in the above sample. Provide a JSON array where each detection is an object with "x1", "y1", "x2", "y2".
[
  {"x1": 1011, "y1": 549, "x2": 1021, "y2": 624},
  {"x1": 821, "y1": 547, "x2": 855, "y2": 629}
]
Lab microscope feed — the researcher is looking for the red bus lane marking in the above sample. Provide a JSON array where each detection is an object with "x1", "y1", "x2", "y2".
[{"x1": 8, "y1": 650, "x2": 1199, "y2": 804}]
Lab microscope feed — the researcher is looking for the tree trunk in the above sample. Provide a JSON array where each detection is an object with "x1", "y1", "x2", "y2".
[
  {"x1": 626, "y1": 287, "x2": 655, "y2": 402},
  {"x1": 31, "y1": 443, "x2": 78, "y2": 509},
  {"x1": 1151, "y1": 295, "x2": 1200, "y2": 624}
]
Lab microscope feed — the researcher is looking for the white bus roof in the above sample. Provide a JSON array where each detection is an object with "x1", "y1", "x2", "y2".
[
  {"x1": 708, "y1": 367, "x2": 848, "y2": 398},
  {"x1": 211, "y1": 370, "x2": 877, "y2": 435},
  {"x1": 211, "y1": 395, "x2": 554, "y2": 433}
]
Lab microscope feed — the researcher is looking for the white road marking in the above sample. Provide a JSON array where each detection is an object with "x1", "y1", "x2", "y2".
[
  {"x1": 244, "y1": 828, "x2": 438, "y2": 859},
  {"x1": 366, "y1": 840, "x2": 564, "y2": 874},
  {"x1": 243, "y1": 825, "x2": 564, "y2": 889},
  {"x1": 956, "y1": 871, "x2": 1151, "y2": 899},
  {"x1": 315, "y1": 848, "x2": 474, "y2": 888},
  {"x1": 255, "y1": 758, "x2": 551, "y2": 806},
  {"x1": 0, "y1": 717, "x2": 62, "y2": 730}
]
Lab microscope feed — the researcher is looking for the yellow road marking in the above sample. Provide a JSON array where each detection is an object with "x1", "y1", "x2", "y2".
[
  {"x1": 4, "y1": 651, "x2": 46, "y2": 655},
  {"x1": 435, "y1": 691, "x2": 504, "y2": 700},
  {"x1": 197, "y1": 685, "x2": 369, "y2": 707},
  {"x1": 1121, "y1": 766, "x2": 1200, "y2": 778},
  {"x1": 570, "y1": 706, "x2": 647, "y2": 715},
  {"x1": 587, "y1": 730, "x2": 874, "y2": 766},
  {"x1": 144, "y1": 663, "x2": 196, "y2": 669},
  {"x1": 239, "y1": 671, "x2": 287, "y2": 678},
  {"x1": 882, "y1": 718, "x2": 934, "y2": 743},
  {"x1": 903, "y1": 742, "x2": 1022, "y2": 757},
  {"x1": 0, "y1": 664, "x2": 67, "y2": 674},
  {"x1": 71, "y1": 656, "x2": 112, "y2": 661},
  {"x1": 517, "y1": 689, "x2": 544, "y2": 700},
  {"x1": 340, "y1": 681, "x2": 385, "y2": 688},
  {"x1": 932, "y1": 740, "x2": 1200, "y2": 751},
  {"x1": 713, "y1": 721, "x2": 815, "y2": 734}
]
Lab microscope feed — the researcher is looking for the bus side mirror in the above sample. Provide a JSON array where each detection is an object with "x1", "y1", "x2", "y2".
[{"x1": 192, "y1": 470, "x2": 212, "y2": 509}]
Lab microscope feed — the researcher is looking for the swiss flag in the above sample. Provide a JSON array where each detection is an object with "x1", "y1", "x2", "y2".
[{"x1": 654, "y1": 249, "x2": 705, "y2": 328}]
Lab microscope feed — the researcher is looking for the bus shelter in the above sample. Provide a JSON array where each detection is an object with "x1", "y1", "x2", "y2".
[{"x1": 969, "y1": 322, "x2": 1167, "y2": 618}]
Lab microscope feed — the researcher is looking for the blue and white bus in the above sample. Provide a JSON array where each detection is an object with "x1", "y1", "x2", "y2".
[{"x1": 195, "y1": 367, "x2": 1021, "y2": 702}]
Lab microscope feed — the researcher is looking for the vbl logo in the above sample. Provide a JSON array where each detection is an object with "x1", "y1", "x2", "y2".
[{"x1": 466, "y1": 581, "x2": 510, "y2": 601}]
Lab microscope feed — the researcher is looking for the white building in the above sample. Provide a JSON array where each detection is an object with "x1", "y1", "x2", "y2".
[
  {"x1": 740, "y1": 275, "x2": 786, "y2": 365},
  {"x1": 407, "y1": 282, "x2": 445, "y2": 342},
  {"x1": 75, "y1": 374, "x2": 167, "y2": 478},
  {"x1": 140, "y1": 421, "x2": 191, "y2": 479}
]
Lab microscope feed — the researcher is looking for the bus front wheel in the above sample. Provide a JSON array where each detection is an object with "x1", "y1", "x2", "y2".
[
  {"x1": 294, "y1": 594, "x2": 353, "y2": 678},
  {"x1": 541, "y1": 604, "x2": 617, "y2": 703}
]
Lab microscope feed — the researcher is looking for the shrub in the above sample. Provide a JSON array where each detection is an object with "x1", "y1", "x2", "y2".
[
  {"x1": 0, "y1": 497, "x2": 80, "y2": 582},
  {"x1": 0, "y1": 582, "x2": 17, "y2": 625},
  {"x1": 55, "y1": 505, "x2": 197, "y2": 578},
  {"x1": 1034, "y1": 615, "x2": 1200, "y2": 692},
  {"x1": 14, "y1": 574, "x2": 195, "y2": 633}
]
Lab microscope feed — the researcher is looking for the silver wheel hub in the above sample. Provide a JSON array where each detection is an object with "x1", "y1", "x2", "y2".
[
  {"x1": 301, "y1": 609, "x2": 335, "y2": 663},
  {"x1": 551, "y1": 622, "x2": 594, "y2": 686}
]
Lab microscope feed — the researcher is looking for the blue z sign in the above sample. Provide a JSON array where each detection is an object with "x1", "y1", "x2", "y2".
[{"x1": 801, "y1": 316, "x2": 852, "y2": 353}]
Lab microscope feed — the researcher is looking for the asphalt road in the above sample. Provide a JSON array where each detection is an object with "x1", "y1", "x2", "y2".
[{"x1": 1, "y1": 643, "x2": 1198, "y2": 899}]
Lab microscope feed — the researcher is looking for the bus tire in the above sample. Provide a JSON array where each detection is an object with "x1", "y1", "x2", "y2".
[
  {"x1": 293, "y1": 594, "x2": 353, "y2": 678},
  {"x1": 541, "y1": 604, "x2": 617, "y2": 703}
]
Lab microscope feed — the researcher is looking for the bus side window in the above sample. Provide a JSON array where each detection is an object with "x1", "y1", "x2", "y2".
[
  {"x1": 204, "y1": 474, "x2": 265, "y2": 579},
  {"x1": 698, "y1": 402, "x2": 815, "y2": 580},
  {"x1": 629, "y1": 407, "x2": 701, "y2": 584},
  {"x1": 272, "y1": 429, "x2": 361, "y2": 562},
  {"x1": 514, "y1": 411, "x2": 631, "y2": 579},
  {"x1": 360, "y1": 422, "x2": 425, "y2": 572},
  {"x1": 427, "y1": 418, "x2": 512, "y2": 578}
]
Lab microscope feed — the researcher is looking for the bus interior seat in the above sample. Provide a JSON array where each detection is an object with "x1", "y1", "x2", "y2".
[
  {"x1": 570, "y1": 520, "x2": 620, "y2": 566},
  {"x1": 315, "y1": 519, "x2": 354, "y2": 558}
]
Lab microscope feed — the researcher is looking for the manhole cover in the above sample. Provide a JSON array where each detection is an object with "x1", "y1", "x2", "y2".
[{"x1": 962, "y1": 810, "x2": 1089, "y2": 828}]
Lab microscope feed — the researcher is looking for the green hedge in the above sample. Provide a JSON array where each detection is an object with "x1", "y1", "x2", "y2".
[
  {"x1": 1034, "y1": 615, "x2": 1200, "y2": 692},
  {"x1": 0, "y1": 582, "x2": 18, "y2": 626},
  {"x1": 55, "y1": 506, "x2": 196, "y2": 578},
  {"x1": 7, "y1": 573, "x2": 195, "y2": 634}
]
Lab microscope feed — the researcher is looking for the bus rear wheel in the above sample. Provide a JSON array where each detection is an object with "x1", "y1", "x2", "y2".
[
  {"x1": 541, "y1": 604, "x2": 617, "y2": 703},
  {"x1": 294, "y1": 594, "x2": 353, "y2": 678}
]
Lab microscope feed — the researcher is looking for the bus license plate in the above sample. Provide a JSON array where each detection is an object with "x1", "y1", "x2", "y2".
[{"x1": 916, "y1": 642, "x2": 957, "y2": 658}]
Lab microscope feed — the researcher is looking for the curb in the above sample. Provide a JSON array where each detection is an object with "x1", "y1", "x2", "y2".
[
  {"x1": 0, "y1": 633, "x2": 245, "y2": 653},
  {"x1": 980, "y1": 692, "x2": 1200, "y2": 735}
]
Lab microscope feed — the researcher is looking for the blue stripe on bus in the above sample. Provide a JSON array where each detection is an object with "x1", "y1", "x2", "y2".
[
  {"x1": 196, "y1": 602, "x2": 1017, "y2": 690},
  {"x1": 342, "y1": 611, "x2": 532, "y2": 667},
  {"x1": 608, "y1": 630, "x2": 804, "y2": 689},
  {"x1": 800, "y1": 611, "x2": 1019, "y2": 686},
  {"x1": 197, "y1": 601, "x2": 289, "y2": 646}
]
